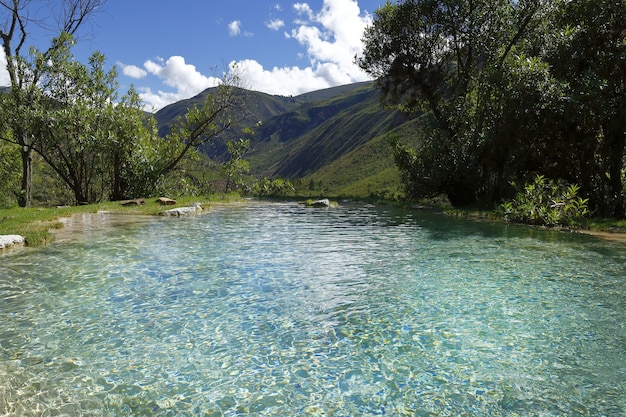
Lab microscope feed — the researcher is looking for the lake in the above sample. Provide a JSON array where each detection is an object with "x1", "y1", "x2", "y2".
[{"x1": 1, "y1": 202, "x2": 625, "y2": 416}]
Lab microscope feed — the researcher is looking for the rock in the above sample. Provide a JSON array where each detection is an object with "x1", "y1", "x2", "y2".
[
  {"x1": 0, "y1": 235, "x2": 26, "y2": 250},
  {"x1": 309, "y1": 198, "x2": 330, "y2": 208},
  {"x1": 164, "y1": 203, "x2": 202, "y2": 216},
  {"x1": 157, "y1": 197, "x2": 177, "y2": 205},
  {"x1": 120, "y1": 198, "x2": 145, "y2": 206}
]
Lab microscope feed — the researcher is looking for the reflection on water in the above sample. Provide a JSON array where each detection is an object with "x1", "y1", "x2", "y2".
[{"x1": 1, "y1": 202, "x2": 625, "y2": 416}]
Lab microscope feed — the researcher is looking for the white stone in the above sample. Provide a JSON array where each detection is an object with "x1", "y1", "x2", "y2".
[
  {"x1": 0, "y1": 234, "x2": 26, "y2": 249},
  {"x1": 164, "y1": 204, "x2": 203, "y2": 216},
  {"x1": 310, "y1": 198, "x2": 330, "y2": 207}
]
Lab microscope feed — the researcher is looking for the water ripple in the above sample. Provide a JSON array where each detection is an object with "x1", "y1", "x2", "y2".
[{"x1": 1, "y1": 203, "x2": 625, "y2": 416}]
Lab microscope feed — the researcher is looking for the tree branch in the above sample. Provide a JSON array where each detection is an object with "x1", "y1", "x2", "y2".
[{"x1": 499, "y1": 2, "x2": 541, "y2": 66}]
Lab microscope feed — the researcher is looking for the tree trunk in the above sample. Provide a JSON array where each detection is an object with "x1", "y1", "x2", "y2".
[
  {"x1": 72, "y1": 184, "x2": 88, "y2": 206},
  {"x1": 18, "y1": 147, "x2": 33, "y2": 207},
  {"x1": 110, "y1": 150, "x2": 124, "y2": 201}
]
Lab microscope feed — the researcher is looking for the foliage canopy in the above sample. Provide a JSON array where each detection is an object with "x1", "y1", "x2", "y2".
[{"x1": 358, "y1": 0, "x2": 626, "y2": 217}]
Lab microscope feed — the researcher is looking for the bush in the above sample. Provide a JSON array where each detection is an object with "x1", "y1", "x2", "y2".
[
  {"x1": 500, "y1": 175, "x2": 589, "y2": 226},
  {"x1": 252, "y1": 178, "x2": 295, "y2": 197}
]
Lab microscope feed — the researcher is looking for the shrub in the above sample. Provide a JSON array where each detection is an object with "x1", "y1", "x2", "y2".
[
  {"x1": 252, "y1": 178, "x2": 295, "y2": 197},
  {"x1": 500, "y1": 175, "x2": 588, "y2": 226}
]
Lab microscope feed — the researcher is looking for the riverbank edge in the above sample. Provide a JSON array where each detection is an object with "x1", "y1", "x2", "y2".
[
  {"x1": 2, "y1": 198, "x2": 626, "y2": 250},
  {"x1": 0, "y1": 196, "x2": 247, "y2": 250}
]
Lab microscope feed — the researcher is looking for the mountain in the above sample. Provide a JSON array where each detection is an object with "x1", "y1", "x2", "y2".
[
  {"x1": 154, "y1": 87, "x2": 300, "y2": 137},
  {"x1": 154, "y1": 86, "x2": 305, "y2": 160},
  {"x1": 154, "y1": 81, "x2": 416, "y2": 197},
  {"x1": 256, "y1": 82, "x2": 406, "y2": 178}
]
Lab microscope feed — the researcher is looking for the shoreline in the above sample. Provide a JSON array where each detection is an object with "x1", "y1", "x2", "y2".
[
  {"x1": 0, "y1": 212, "x2": 158, "y2": 251},
  {"x1": 575, "y1": 228, "x2": 626, "y2": 242},
  {"x1": 3, "y1": 201, "x2": 626, "y2": 250},
  {"x1": 0, "y1": 199, "x2": 247, "y2": 250},
  {"x1": 0, "y1": 197, "x2": 236, "y2": 250}
]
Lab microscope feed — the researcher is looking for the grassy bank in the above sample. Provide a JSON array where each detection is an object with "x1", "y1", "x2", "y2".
[
  {"x1": 0, "y1": 195, "x2": 242, "y2": 247},
  {"x1": 443, "y1": 206, "x2": 626, "y2": 238},
  {"x1": 578, "y1": 218, "x2": 626, "y2": 233},
  {"x1": 0, "y1": 205, "x2": 96, "y2": 246}
]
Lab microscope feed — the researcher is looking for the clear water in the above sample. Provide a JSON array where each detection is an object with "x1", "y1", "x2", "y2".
[{"x1": 1, "y1": 202, "x2": 625, "y2": 416}]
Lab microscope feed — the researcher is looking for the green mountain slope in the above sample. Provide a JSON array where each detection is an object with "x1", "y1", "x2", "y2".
[
  {"x1": 258, "y1": 83, "x2": 396, "y2": 177},
  {"x1": 154, "y1": 83, "x2": 373, "y2": 161},
  {"x1": 154, "y1": 81, "x2": 418, "y2": 198},
  {"x1": 300, "y1": 115, "x2": 423, "y2": 196}
]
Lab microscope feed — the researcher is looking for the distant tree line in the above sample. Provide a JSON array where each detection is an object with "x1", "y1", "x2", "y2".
[{"x1": 358, "y1": 0, "x2": 625, "y2": 217}]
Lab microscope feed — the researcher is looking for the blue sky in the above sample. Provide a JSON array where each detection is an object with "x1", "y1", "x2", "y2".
[{"x1": 1, "y1": 0, "x2": 384, "y2": 110}]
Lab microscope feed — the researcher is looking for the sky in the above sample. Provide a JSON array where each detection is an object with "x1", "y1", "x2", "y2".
[{"x1": 0, "y1": 0, "x2": 385, "y2": 111}]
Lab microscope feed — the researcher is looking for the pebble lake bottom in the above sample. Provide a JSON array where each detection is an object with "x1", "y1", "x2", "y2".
[{"x1": 1, "y1": 202, "x2": 624, "y2": 416}]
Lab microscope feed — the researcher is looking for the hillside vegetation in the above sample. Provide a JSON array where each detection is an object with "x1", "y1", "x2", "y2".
[
  {"x1": 2, "y1": 79, "x2": 412, "y2": 207},
  {"x1": 154, "y1": 81, "x2": 412, "y2": 198}
]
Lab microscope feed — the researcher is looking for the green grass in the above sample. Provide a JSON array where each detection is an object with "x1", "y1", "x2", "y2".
[
  {"x1": 0, "y1": 194, "x2": 243, "y2": 247},
  {"x1": 0, "y1": 205, "x2": 98, "y2": 246},
  {"x1": 577, "y1": 218, "x2": 626, "y2": 233}
]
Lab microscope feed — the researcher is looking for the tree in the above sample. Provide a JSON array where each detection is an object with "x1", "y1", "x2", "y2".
[
  {"x1": 158, "y1": 76, "x2": 246, "y2": 186},
  {"x1": 107, "y1": 86, "x2": 160, "y2": 201},
  {"x1": 3, "y1": 27, "x2": 245, "y2": 204},
  {"x1": 30, "y1": 38, "x2": 125, "y2": 204},
  {"x1": 252, "y1": 177, "x2": 295, "y2": 197},
  {"x1": 357, "y1": 0, "x2": 547, "y2": 205},
  {"x1": 0, "y1": 132, "x2": 20, "y2": 207},
  {"x1": 37, "y1": 47, "x2": 245, "y2": 203},
  {"x1": 222, "y1": 137, "x2": 250, "y2": 193},
  {"x1": 0, "y1": 0, "x2": 104, "y2": 207},
  {"x1": 546, "y1": 0, "x2": 626, "y2": 217},
  {"x1": 359, "y1": 0, "x2": 626, "y2": 215}
]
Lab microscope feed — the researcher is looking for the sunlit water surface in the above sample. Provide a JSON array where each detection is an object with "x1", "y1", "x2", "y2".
[{"x1": 1, "y1": 202, "x2": 625, "y2": 416}]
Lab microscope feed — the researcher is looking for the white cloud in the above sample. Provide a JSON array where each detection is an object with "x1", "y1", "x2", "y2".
[
  {"x1": 266, "y1": 19, "x2": 285, "y2": 31},
  {"x1": 291, "y1": 0, "x2": 372, "y2": 76},
  {"x1": 228, "y1": 20, "x2": 253, "y2": 37},
  {"x1": 293, "y1": 3, "x2": 314, "y2": 19},
  {"x1": 228, "y1": 20, "x2": 241, "y2": 37},
  {"x1": 119, "y1": 0, "x2": 374, "y2": 110},
  {"x1": 229, "y1": 0, "x2": 372, "y2": 96},
  {"x1": 232, "y1": 59, "x2": 350, "y2": 96},
  {"x1": 139, "y1": 56, "x2": 221, "y2": 110},
  {"x1": 118, "y1": 62, "x2": 147, "y2": 79}
]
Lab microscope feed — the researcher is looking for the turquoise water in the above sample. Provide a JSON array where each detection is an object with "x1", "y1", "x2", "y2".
[{"x1": 1, "y1": 202, "x2": 625, "y2": 416}]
